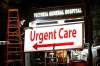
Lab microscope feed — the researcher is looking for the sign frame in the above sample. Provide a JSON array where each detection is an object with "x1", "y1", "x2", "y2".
[{"x1": 24, "y1": 22, "x2": 85, "y2": 52}]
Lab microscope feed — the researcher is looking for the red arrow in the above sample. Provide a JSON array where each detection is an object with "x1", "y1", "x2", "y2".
[{"x1": 33, "y1": 42, "x2": 74, "y2": 49}]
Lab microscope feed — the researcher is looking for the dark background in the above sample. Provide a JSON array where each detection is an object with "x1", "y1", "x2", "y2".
[
  {"x1": 0, "y1": 0, "x2": 100, "y2": 41},
  {"x1": 0, "y1": 0, "x2": 100, "y2": 66}
]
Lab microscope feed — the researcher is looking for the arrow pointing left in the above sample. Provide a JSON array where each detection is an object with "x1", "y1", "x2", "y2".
[{"x1": 33, "y1": 42, "x2": 74, "y2": 49}]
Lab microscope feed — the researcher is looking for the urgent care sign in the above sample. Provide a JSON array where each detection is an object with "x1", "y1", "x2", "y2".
[{"x1": 24, "y1": 22, "x2": 84, "y2": 52}]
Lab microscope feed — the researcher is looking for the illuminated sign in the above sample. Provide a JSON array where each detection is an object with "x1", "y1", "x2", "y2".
[
  {"x1": 24, "y1": 22, "x2": 84, "y2": 52},
  {"x1": 34, "y1": 8, "x2": 82, "y2": 18}
]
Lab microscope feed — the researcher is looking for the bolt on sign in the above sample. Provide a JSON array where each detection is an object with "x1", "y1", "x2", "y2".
[{"x1": 24, "y1": 22, "x2": 84, "y2": 52}]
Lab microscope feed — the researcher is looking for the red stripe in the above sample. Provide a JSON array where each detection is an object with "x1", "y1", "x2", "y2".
[{"x1": 37, "y1": 42, "x2": 74, "y2": 48}]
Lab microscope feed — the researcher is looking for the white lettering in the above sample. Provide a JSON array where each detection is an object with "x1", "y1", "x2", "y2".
[
  {"x1": 34, "y1": 8, "x2": 82, "y2": 17},
  {"x1": 65, "y1": 8, "x2": 82, "y2": 15},
  {"x1": 34, "y1": 12, "x2": 48, "y2": 17},
  {"x1": 49, "y1": 10, "x2": 64, "y2": 16}
]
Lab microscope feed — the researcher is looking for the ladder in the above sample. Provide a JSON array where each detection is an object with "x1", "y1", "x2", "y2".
[{"x1": 5, "y1": 9, "x2": 24, "y2": 66}]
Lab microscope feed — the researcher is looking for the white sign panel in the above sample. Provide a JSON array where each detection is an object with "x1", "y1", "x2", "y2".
[{"x1": 24, "y1": 22, "x2": 83, "y2": 52}]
